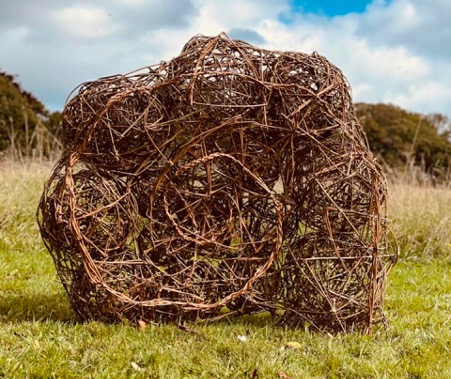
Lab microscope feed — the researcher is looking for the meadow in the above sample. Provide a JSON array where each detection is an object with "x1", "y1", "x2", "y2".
[{"x1": 0, "y1": 159, "x2": 450, "y2": 378}]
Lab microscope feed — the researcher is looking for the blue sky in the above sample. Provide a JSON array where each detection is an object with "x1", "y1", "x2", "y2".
[
  {"x1": 291, "y1": 0, "x2": 376, "y2": 16},
  {"x1": 0, "y1": 0, "x2": 449, "y2": 119}
]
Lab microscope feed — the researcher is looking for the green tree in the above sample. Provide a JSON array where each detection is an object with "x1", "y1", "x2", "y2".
[
  {"x1": 0, "y1": 71, "x2": 62, "y2": 156},
  {"x1": 355, "y1": 103, "x2": 451, "y2": 181}
]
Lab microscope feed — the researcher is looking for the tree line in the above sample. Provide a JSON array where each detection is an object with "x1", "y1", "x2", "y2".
[
  {"x1": 0, "y1": 71, "x2": 62, "y2": 160},
  {"x1": 355, "y1": 103, "x2": 450, "y2": 182},
  {"x1": 1, "y1": 70, "x2": 450, "y2": 181}
]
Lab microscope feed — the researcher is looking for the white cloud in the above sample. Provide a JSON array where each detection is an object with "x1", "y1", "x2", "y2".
[
  {"x1": 0, "y1": 0, "x2": 449, "y2": 118},
  {"x1": 389, "y1": 81, "x2": 451, "y2": 114},
  {"x1": 3, "y1": 26, "x2": 30, "y2": 41},
  {"x1": 247, "y1": 1, "x2": 447, "y2": 116},
  {"x1": 320, "y1": 36, "x2": 431, "y2": 105},
  {"x1": 191, "y1": 0, "x2": 289, "y2": 34},
  {"x1": 359, "y1": 0, "x2": 451, "y2": 60},
  {"x1": 53, "y1": 6, "x2": 120, "y2": 38}
]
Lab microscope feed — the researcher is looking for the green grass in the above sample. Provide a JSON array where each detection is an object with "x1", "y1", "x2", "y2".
[{"x1": 0, "y1": 161, "x2": 450, "y2": 378}]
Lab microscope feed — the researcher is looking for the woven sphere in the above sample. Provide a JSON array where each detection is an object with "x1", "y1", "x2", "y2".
[
  {"x1": 38, "y1": 33, "x2": 396, "y2": 333},
  {"x1": 62, "y1": 70, "x2": 170, "y2": 173}
]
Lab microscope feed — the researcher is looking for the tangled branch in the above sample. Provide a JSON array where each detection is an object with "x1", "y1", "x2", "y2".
[{"x1": 38, "y1": 33, "x2": 396, "y2": 333}]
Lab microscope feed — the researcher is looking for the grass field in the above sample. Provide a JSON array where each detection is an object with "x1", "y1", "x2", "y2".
[{"x1": 0, "y1": 160, "x2": 450, "y2": 378}]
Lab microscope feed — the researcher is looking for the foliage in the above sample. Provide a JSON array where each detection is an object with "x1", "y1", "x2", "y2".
[
  {"x1": 355, "y1": 103, "x2": 451, "y2": 181},
  {"x1": 0, "y1": 71, "x2": 62, "y2": 157},
  {"x1": 0, "y1": 162, "x2": 450, "y2": 378}
]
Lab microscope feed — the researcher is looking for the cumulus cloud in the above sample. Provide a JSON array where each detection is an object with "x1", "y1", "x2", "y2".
[
  {"x1": 192, "y1": 0, "x2": 289, "y2": 32},
  {"x1": 252, "y1": 0, "x2": 449, "y2": 116},
  {"x1": 389, "y1": 81, "x2": 451, "y2": 114},
  {"x1": 0, "y1": 0, "x2": 198, "y2": 109},
  {"x1": 0, "y1": 0, "x2": 449, "y2": 118},
  {"x1": 358, "y1": 0, "x2": 451, "y2": 61},
  {"x1": 53, "y1": 6, "x2": 120, "y2": 38}
]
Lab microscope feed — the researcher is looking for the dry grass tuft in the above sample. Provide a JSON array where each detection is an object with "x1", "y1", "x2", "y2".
[{"x1": 388, "y1": 179, "x2": 451, "y2": 260}]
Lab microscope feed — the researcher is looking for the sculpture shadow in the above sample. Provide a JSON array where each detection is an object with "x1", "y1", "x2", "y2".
[{"x1": 0, "y1": 291, "x2": 78, "y2": 324}]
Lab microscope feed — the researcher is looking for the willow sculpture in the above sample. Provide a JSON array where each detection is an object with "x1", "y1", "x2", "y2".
[{"x1": 38, "y1": 33, "x2": 396, "y2": 333}]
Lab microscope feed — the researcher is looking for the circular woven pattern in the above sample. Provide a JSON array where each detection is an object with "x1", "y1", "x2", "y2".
[{"x1": 38, "y1": 33, "x2": 396, "y2": 333}]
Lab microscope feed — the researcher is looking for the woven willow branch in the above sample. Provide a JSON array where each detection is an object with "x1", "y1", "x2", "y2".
[{"x1": 38, "y1": 33, "x2": 396, "y2": 333}]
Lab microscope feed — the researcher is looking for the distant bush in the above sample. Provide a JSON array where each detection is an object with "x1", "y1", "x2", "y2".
[
  {"x1": 0, "y1": 71, "x2": 62, "y2": 159},
  {"x1": 355, "y1": 103, "x2": 451, "y2": 183}
]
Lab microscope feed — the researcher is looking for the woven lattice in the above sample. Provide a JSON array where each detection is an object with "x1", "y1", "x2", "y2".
[{"x1": 38, "y1": 33, "x2": 396, "y2": 333}]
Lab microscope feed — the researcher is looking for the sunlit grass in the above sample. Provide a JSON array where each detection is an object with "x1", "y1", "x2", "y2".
[{"x1": 0, "y1": 161, "x2": 450, "y2": 378}]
